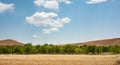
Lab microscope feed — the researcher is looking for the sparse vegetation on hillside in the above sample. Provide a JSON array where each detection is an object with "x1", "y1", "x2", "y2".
[
  {"x1": 68, "y1": 38, "x2": 120, "y2": 46},
  {"x1": 0, "y1": 39, "x2": 23, "y2": 46}
]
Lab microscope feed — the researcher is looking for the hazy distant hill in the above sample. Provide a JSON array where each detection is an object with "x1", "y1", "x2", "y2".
[
  {"x1": 64, "y1": 38, "x2": 120, "y2": 46},
  {"x1": 1, "y1": 38, "x2": 120, "y2": 46},
  {"x1": 0, "y1": 39, "x2": 24, "y2": 46}
]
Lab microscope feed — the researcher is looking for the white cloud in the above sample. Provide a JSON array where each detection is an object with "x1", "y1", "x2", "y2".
[
  {"x1": 26, "y1": 12, "x2": 71, "y2": 34},
  {"x1": 58, "y1": 0, "x2": 71, "y2": 4},
  {"x1": 44, "y1": 1, "x2": 59, "y2": 9},
  {"x1": 34, "y1": 0, "x2": 71, "y2": 9},
  {"x1": 33, "y1": 35, "x2": 38, "y2": 38},
  {"x1": 86, "y1": 0, "x2": 107, "y2": 4},
  {"x1": 0, "y1": 2, "x2": 15, "y2": 13},
  {"x1": 42, "y1": 27, "x2": 58, "y2": 34},
  {"x1": 33, "y1": 34, "x2": 42, "y2": 38}
]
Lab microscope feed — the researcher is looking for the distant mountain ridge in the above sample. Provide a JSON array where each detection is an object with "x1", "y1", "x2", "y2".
[
  {"x1": 0, "y1": 39, "x2": 24, "y2": 46},
  {"x1": 62, "y1": 38, "x2": 120, "y2": 46},
  {"x1": 0, "y1": 38, "x2": 120, "y2": 46}
]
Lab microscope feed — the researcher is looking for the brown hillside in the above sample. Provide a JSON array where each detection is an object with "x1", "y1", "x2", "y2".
[
  {"x1": 0, "y1": 39, "x2": 24, "y2": 46},
  {"x1": 67, "y1": 38, "x2": 120, "y2": 46}
]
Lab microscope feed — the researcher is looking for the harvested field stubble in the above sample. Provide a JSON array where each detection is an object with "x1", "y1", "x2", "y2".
[{"x1": 0, "y1": 55, "x2": 119, "y2": 65}]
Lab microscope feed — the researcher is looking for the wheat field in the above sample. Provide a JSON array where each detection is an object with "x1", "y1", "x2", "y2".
[{"x1": 0, "y1": 55, "x2": 119, "y2": 65}]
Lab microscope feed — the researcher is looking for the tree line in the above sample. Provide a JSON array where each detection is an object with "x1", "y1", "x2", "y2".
[{"x1": 0, "y1": 43, "x2": 120, "y2": 54}]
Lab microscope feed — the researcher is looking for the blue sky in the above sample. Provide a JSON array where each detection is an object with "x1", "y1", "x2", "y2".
[{"x1": 0, "y1": 0, "x2": 120, "y2": 45}]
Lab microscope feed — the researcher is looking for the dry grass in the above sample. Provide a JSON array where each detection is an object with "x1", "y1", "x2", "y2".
[{"x1": 0, "y1": 55, "x2": 119, "y2": 65}]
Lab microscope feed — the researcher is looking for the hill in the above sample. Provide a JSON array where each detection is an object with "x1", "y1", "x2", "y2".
[
  {"x1": 66, "y1": 38, "x2": 120, "y2": 46},
  {"x1": 0, "y1": 39, "x2": 24, "y2": 46}
]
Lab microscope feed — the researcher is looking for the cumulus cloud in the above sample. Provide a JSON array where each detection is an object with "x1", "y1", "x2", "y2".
[
  {"x1": 26, "y1": 12, "x2": 71, "y2": 34},
  {"x1": 44, "y1": 1, "x2": 59, "y2": 10},
  {"x1": 0, "y1": 2, "x2": 14, "y2": 13},
  {"x1": 86, "y1": 0, "x2": 107, "y2": 4},
  {"x1": 34, "y1": 0, "x2": 71, "y2": 9}
]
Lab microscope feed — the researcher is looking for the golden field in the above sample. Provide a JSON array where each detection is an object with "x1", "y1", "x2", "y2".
[{"x1": 0, "y1": 55, "x2": 120, "y2": 65}]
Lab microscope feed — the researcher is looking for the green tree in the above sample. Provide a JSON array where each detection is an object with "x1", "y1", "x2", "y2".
[
  {"x1": 24, "y1": 43, "x2": 33, "y2": 54},
  {"x1": 13, "y1": 46, "x2": 24, "y2": 54},
  {"x1": 74, "y1": 48, "x2": 84, "y2": 54}
]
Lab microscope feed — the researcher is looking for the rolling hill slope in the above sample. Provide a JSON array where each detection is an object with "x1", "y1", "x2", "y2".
[
  {"x1": 68, "y1": 38, "x2": 120, "y2": 46},
  {"x1": 0, "y1": 39, "x2": 24, "y2": 46}
]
